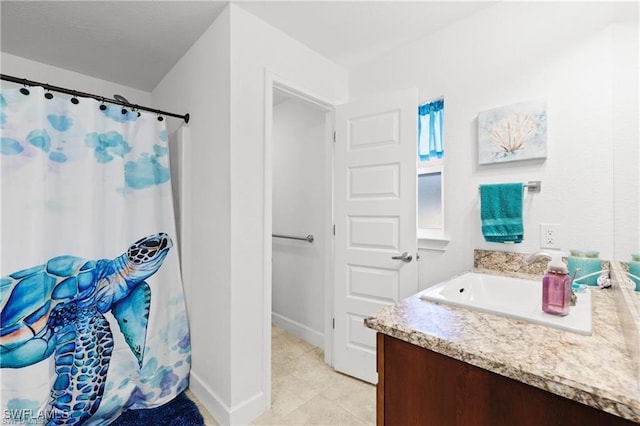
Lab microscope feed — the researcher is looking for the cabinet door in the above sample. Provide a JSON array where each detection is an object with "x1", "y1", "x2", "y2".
[{"x1": 378, "y1": 334, "x2": 637, "y2": 426}]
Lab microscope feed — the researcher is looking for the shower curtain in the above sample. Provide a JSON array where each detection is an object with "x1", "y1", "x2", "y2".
[{"x1": 0, "y1": 86, "x2": 191, "y2": 425}]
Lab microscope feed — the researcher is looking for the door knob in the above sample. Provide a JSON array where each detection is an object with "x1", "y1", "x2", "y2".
[{"x1": 391, "y1": 252, "x2": 413, "y2": 262}]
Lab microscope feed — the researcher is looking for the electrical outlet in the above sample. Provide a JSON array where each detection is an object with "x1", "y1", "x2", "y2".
[{"x1": 540, "y1": 223, "x2": 560, "y2": 249}]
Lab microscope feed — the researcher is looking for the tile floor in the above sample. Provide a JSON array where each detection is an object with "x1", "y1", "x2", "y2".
[{"x1": 187, "y1": 326, "x2": 376, "y2": 425}]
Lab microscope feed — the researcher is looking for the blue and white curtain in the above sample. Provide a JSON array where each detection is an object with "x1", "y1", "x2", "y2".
[
  {"x1": 1, "y1": 85, "x2": 190, "y2": 425},
  {"x1": 418, "y1": 99, "x2": 444, "y2": 161}
]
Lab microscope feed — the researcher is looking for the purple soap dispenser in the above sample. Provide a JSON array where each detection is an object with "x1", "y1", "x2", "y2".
[{"x1": 541, "y1": 252, "x2": 572, "y2": 316}]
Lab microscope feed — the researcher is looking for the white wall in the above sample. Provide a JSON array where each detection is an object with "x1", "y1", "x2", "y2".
[
  {"x1": 612, "y1": 2, "x2": 640, "y2": 260},
  {"x1": 153, "y1": 4, "x2": 348, "y2": 424},
  {"x1": 1, "y1": 53, "x2": 151, "y2": 106},
  {"x1": 227, "y1": 5, "x2": 347, "y2": 423},
  {"x1": 272, "y1": 97, "x2": 326, "y2": 347},
  {"x1": 349, "y1": 2, "x2": 634, "y2": 289},
  {"x1": 152, "y1": 7, "x2": 232, "y2": 423}
]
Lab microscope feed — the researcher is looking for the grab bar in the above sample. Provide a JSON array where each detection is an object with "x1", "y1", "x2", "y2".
[{"x1": 272, "y1": 234, "x2": 314, "y2": 243}]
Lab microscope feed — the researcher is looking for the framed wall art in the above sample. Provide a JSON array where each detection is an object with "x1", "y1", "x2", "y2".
[{"x1": 478, "y1": 98, "x2": 547, "y2": 164}]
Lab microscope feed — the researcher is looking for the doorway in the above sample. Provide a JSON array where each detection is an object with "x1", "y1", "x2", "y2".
[
  {"x1": 263, "y1": 76, "x2": 335, "y2": 409},
  {"x1": 264, "y1": 82, "x2": 419, "y2": 405},
  {"x1": 271, "y1": 89, "x2": 329, "y2": 348}
]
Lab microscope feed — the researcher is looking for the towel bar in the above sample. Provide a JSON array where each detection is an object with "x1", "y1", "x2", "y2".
[{"x1": 479, "y1": 180, "x2": 541, "y2": 192}]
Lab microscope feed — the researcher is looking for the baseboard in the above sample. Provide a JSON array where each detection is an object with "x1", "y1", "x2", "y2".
[
  {"x1": 229, "y1": 391, "x2": 267, "y2": 425},
  {"x1": 189, "y1": 371, "x2": 229, "y2": 425},
  {"x1": 272, "y1": 312, "x2": 324, "y2": 349},
  {"x1": 189, "y1": 371, "x2": 268, "y2": 426}
]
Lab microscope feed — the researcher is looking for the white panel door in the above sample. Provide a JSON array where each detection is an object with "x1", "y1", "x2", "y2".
[{"x1": 334, "y1": 88, "x2": 418, "y2": 383}]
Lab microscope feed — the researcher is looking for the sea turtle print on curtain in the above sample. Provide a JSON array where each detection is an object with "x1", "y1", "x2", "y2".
[
  {"x1": 0, "y1": 85, "x2": 190, "y2": 425},
  {"x1": 1, "y1": 234, "x2": 172, "y2": 425}
]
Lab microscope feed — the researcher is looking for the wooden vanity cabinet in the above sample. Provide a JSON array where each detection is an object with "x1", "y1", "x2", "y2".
[{"x1": 376, "y1": 333, "x2": 637, "y2": 426}]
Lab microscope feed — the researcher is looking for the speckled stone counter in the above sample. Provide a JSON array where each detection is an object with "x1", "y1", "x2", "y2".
[
  {"x1": 365, "y1": 265, "x2": 640, "y2": 423},
  {"x1": 613, "y1": 262, "x2": 640, "y2": 384}
]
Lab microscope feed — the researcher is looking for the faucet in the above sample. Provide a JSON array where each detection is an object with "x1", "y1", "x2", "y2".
[
  {"x1": 566, "y1": 267, "x2": 584, "y2": 306},
  {"x1": 523, "y1": 251, "x2": 551, "y2": 264}
]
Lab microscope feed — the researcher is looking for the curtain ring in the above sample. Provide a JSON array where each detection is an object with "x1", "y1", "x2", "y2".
[
  {"x1": 44, "y1": 89, "x2": 54, "y2": 100},
  {"x1": 70, "y1": 91, "x2": 79, "y2": 104},
  {"x1": 157, "y1": 114, "x2": 164, "y2": 122},
  {"x1": 99, "y1": 97, "x2": 107, "y2": 111},
  {"x1": 19, "y1": 85, "x2": 30, "y2": 96}
]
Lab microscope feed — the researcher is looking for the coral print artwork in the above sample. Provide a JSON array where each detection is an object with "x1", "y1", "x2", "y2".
[{"x1": 478, "y1": 99, "x2": 547, "y2": 164}]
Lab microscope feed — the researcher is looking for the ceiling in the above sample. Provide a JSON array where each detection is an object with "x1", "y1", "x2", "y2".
[{"x1": 0, "y1": 1, "x2": 495, "y2": 92}]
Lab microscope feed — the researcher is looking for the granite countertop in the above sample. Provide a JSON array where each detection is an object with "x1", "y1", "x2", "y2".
[{"x1": 365, "y1": 270, "x2": 640, "y2": 423}]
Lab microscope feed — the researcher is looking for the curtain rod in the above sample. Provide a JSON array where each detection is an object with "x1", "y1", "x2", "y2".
[{"x1": 0, "y1": 74, "x2": 189, "y2": 123}]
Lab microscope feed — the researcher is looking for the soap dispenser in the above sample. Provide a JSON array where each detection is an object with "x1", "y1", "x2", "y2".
[
  {"x1": 525, "y1": 251, "x2": 572, "y2": 316},
  {"x1": 542, "y1": 252, "x2": 572, "y2": 316}
]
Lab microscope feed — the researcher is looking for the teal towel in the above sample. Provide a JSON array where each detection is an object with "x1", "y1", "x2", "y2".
[{"x1": 480, "y1": 183, "x2": 524, "y2": 243}]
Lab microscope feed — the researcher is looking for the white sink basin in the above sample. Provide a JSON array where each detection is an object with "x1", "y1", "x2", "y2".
[{"x1": 419, "y1": 272, "x2": 592, "y2": 335}]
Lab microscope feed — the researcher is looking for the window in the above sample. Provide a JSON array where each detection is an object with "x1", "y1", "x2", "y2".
[
  {"x1": 418, "y1": 172, "x2": 442, "y2": 229},
  {"x1": 418, "y1": 99, "x2": 444, "y2": 162},
  {"x1": 417, "y1": 99, "x2": 446, "y2": 242}
]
